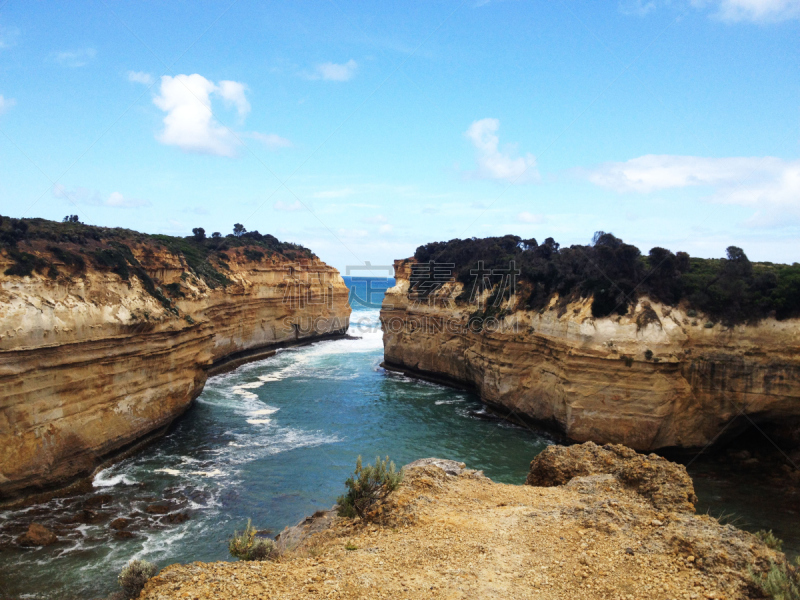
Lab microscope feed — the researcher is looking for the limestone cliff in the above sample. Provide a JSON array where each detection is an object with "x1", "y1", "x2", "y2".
[
  {"x1": 0, "y1": 222, "x2": 350, "y2": 504},
  {"x1": 381, "y1": 258, "x2": 800, "y2": 451}
]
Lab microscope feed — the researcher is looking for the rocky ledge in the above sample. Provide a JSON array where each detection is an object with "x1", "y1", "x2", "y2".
[{"x1": 140, "y1": 443, "x2": 780, "y2": 600}]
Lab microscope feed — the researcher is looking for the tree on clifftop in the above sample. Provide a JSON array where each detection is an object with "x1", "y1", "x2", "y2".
[{"x1": 233, "y1": 223, "x2": 246, "y2": 237}]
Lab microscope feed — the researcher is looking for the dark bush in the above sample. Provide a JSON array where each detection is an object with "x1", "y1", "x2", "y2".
[
  {"x1": 337, "y1": 456, "x2": 403, "y2": 519},
  {"x1": 412, "y1": 233, "x2": 800, "y2": 325}
]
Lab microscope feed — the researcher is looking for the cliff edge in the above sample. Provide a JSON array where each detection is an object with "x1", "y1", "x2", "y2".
[
  {"x1": 0, "y1": 217, "x2": 351, "y2": 504},
  {"x1": 381, "y1": 256, "x2": 800, "y2": 452},
  {"x1": 140, "y1": 445, "x2": 781, "y2": 599}
]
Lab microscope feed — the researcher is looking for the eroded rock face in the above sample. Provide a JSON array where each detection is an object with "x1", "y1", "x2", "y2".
[
  {"x1": 0, "y1": 245, "x2": 350, "y2": 504},
  {"x1": 526, "y1": 442, "x2": 698, "y2": 513},
  {"x1": 380, "y1": 258, "x2": 800, "y2": 451}
]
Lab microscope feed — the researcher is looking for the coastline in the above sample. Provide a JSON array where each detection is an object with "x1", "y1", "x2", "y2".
[{"x1": 1, "y1": 330, "x2": 352, "y2": 510}]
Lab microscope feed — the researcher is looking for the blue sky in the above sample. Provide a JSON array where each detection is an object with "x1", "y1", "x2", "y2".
[{"x1": 0, "y1": 0, "x2": 798, "y2": 271}]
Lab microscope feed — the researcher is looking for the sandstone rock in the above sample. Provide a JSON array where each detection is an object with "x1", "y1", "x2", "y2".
[
  {"x1": 404, "y1": 458, "x2": 467, "y2": 475},
  {"x1": 275, "y1": 507, "x2": 338, "y2": 553},
  {"x1": 381, "y1": 258, "x2": 800, "y2": 451},
  {"x1": 0, "y1": 235, "x2": 351, "y2": 505},
  {"x1": 16, "y1": 523, "x2": 57, "y2": 547},
  {"x1": 145, "y1": 504, "x2": 169, "y2": 515},
  {"x1": 526, "y1": 442, "x2": 698, "y2": 512}
]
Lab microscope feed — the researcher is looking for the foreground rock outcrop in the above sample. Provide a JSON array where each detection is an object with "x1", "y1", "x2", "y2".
[
  {"x1": 140, "y1": 446, "x2": 780, "y2": 599},
  {"x1": 380, "y1": 258, "x2": 800, "y2": 452},
  {"x1": 0, "y1": 221, "x2": 350, "y2": 504}
]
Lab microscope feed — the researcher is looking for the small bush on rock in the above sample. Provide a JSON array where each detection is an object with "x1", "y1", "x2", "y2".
[
  {"x1": 228, "y1": 519, "x2": 274, "y2": 561},
  {"x1": 337, "y1": 455, "x2": 403, "y2": 519},
  {"x1": 118, "y1": 559, "x2": 158, "y2": 599},
  {"x1": 751, "y1": 556, "x2": 800, "y2": 600},
  {"x1": 756, "y1": 529, "x2": 784, "y2": 552}
]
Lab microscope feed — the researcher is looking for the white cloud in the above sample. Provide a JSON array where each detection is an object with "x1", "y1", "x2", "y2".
[
  {"x1": 218, "y1": 80, "x2": 250, "y2": 118},
  {"x1": 52, "y1": 185, "x2": 150, "y2": 208},
  {"x1": 153, "y1": 74, "x2": 288, "y2": 157},
  {"x1": 700, "y1": 0, "x2": 800, "y2": 21},
  {"x1": 464, "y1": 118, "x2": 539, "y2": 184},
  {"x1": 518, "y1": 211, "x2": 545, "y2": 224},
  {"x1": 153, "y1": 74, "x2": 240, "y2": 157},
  {"x1": 313, "y1": 59, "x2": 358, "y2": 82},
  {"x1": 274, "y1": 200, "x2": 306, "y2": 212},
  {"x1": 128, "y1": 71, "x2": 154, "y2": 85},
  {"x1": 249, "y1": 132, "x2": 293, "y2": 150},
  {"x1": 626, "y1": 0, "x2": 800, "y2": 21},
  {"x1": 379, "y1": 224, "x2": 393, "y2": 234},
  {"x1": 363, "y1": 214, "x2": 388, "y2": 224},
  {"x1": 0, "y1": 95, "x2": 15, "y2": 114},
  {"x1": 584, "y1": 155, "x2": 800, "y2": 228},
  {"x1": 53, "y1": 48, "x2": 96, "y2": 68}
]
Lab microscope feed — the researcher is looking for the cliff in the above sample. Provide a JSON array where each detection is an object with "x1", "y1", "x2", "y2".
[
  {"x1": 380, "y1": 258, "x2": 800, "y2": 452},
  {"x1": 140, "y1": 446, "x2": 782, "y2": 599},
  {"x1": 0, "y1": 219, "x2": 350, "y2": 504}
]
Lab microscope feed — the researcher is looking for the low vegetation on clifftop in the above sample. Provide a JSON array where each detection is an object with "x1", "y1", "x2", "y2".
[
  {"x1": 0, "y1": 214, "x2": 315, "y2": 293},
  {"x1": 412, "y1": 232, "x2": 800, "y2": 324}
]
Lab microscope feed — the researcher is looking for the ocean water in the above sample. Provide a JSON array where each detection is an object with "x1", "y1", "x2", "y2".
[
  {"x1": 0, "y1": 277, "x2": 549, "y2": 599},
  {"x1": 0, "y1": 277, "x2": 796, "y2": 599}
]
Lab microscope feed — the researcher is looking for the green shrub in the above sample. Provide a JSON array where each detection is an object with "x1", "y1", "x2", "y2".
[
  {"x1": 751, "y1": 557, "x2": 800, "y2": 600},
  {"x1": 337, "y1": 456, "x2": 403, "y2": 519},
  {"x1": 118, "y1": 559, "x2": 158, "y2": 599},
  {"x1": 228, "y1": 519, "x2": 274, "y2": 561},
  {"x1": 756, "y1": 530, "x2": 784, "y2": 552}
]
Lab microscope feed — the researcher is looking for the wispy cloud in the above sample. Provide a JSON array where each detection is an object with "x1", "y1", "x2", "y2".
[
  {"x1": 52, "y1": 48, "x2": 96, "y2": 68},
  {"x1": 53, "y1": 185, "x2": 151, "y2": 208},
  {"x1": 309, "y1": 59, "x2": 358, "y2": 82},
  {"x1": 249, "y1": 132, "x2": 292, "y2": 150},
  {"x1": 464, "y1": 118, "x2": 539, "y2": 184},
  {"x1": 0, "y1": 95, "x2": 15, "y2": 114},
  {"x1": 702, "y1": 0, "x2": 800, "y2": 22},
  {"x1": 274, "y1": 200, "x2": 306, "y2": 212},
  {"x1": 623, "y1": 0, "x2": 800, "y2": 22},
  {"x1": 0, "y1": 25, "x2": 20, "y2": 50},
  {"x1": 518, "y1": 211, "x2": 546, "y2": 224},
  {"x1": 127, "y1": 71, "x2": 154, "y2": 85},
  {"x1": 312, "y1": 188, "x2": 354, "y2": 199},
  {"x1": 583, "y1": 154, "x2": 800, "y2": 228}
]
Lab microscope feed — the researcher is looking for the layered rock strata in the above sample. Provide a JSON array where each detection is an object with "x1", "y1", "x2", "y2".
[
  {"x1": 0, "y1": 242, "x2": 350, "y2": 504},
  {"x1": 381, "y1": 258, "x2": 800, "y2": 451}
]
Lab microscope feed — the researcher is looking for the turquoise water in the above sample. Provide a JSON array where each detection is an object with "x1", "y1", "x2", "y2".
[
  {"x1": 0, "y1": 277, "x2": 796, "y2": 599},
  {"x1": 0, "y1": 279, "x2": 549, "y2": 599}
]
